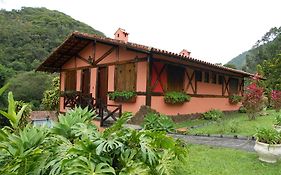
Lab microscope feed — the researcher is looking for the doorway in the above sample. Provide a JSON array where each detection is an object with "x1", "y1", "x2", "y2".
[
  {"x1": 81, "y1": 69, "x2": 91, "y2": 94},
  {"x1": 97, "y1": 67, "x2": 108, "y2": 104}
]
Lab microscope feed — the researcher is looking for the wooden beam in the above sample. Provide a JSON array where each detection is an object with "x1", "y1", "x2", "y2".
[
  {"x1": 146, "y1": 55, "x2": 152, "y2": 106},
  {"x1": 76, "y1": 54, "x2": 92, "y2": 65},
  {"x1": 185, "y1": 70, "x2": 195, "y2": 94},
  {"x1": 94, "y1": 46, "x2": 115, "y2": 65}
]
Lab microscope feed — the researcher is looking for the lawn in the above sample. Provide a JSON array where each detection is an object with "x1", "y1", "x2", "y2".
[
  {"x1": 181, "y1": 144, "x2": 281, "y2": 175},
  {"x1": 178, "y1": 110, "x2": 278, "y2": 136}
]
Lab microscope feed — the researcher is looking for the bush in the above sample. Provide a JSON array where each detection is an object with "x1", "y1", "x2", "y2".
[
  {"x1": 0, "y1": 107, "x2": 187, "y2": 175},
  {"x1": 271, "y1": 90, "x2": 281, "y2": 112},
  {"x1": 143, "y1": 112, "x2": 175, "y2": 132},
  {"x1": 202, "y1": 109, "x2": 224, "y2": 121},
  {"x1": 238, "y1": 106, "x2": 247, "y2": 113},
  {"x1": 164, "y1": 91, "x2": 191, "y2": 104},
  {"x1": 242, "y1": 75, "x2": 265, "y2": 120}
]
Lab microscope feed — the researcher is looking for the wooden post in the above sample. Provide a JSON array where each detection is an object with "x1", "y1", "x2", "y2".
[{"x1": 146, "y1": 55, "x2": 152, "y2": 106}]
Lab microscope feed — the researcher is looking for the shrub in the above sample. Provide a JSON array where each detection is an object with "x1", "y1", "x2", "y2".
[
  {"x1": 255, "y1": 128, "x2": 281, "y2": 144},
  {"x1": 275, "y1": 114, "x2": 281, "y2": 126},
  {"x1": 228, "y1": 94, "x2": 242, "y2": 104},
  {"x1": 202, "y1": 109, "x2": 224, "y2": 121},
  {"x1": 228, "y1": 120, "x2": 240, "y2": 133},
  {"x1": 164, "y1": 91, "x2": 191, "y2": 104},
  {"x1": 0, "y1": 107, "x2": 187, "y2": 175},
  {"x1": 242, "y1": 75, "x2": 265, "y2": 120},
  {"x1": 15, "y1": 100, "x2": 32, "y2": 128},
  {"x1": 238, "y1": 106, "x2": 247, "y2": 113},
  {"x1": 143, "y1": 112, "x2": 175, "y2": 132},
  {"x1": 108, "y1": 91, "x2": 136, "y2": 101},
  {"x1": 271, "y1": 90, "x2": 281, "y2": 112}
]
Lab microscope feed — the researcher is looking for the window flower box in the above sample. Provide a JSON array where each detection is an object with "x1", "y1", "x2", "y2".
[
  {"x1": 229, "y1": 94, "x2": 242, "y2": 105},
  {"x1": 164, "y1": 91, "x2": 191, "y2": 105},
  {"x1": 108, "y1": 91, "x2": 137, "y2": 103}
]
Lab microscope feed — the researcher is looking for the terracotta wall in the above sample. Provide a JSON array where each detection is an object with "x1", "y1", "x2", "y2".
[{"x1": 151, "y1": 96, "x2": 240, "y2": 115}]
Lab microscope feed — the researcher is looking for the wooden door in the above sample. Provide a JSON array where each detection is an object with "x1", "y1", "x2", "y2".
[
  {"x1": 97, "y1": 67, "x2": 108, "y2": 104},
  {"x1": 81, "y1": 69, "x2": 91, "y2": 94}
]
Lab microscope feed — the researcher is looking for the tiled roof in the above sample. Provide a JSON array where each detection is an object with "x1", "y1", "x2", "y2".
[{"x1": 37, "y1": 31, "x2": 254, "y2": 77}]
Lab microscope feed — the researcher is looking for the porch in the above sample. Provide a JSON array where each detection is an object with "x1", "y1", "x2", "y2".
[{"x1": 61, "y1": 91, "x2": 122, "y2": 127}]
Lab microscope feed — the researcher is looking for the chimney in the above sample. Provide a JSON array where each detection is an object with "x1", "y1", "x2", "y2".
[
  {"x1": 179, "y1": 49, "x2": 191, "y2": 57},
  {"x1": 114, "y1": 28, "x2": 129, "y2": 42}
]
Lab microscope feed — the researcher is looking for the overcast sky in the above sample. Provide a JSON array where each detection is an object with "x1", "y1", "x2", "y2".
[{"x1": 1, "y1": 0, "x2": 280, "y2": 64}]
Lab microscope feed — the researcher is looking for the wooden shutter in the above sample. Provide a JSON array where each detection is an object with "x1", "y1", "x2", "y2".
[
  {"x1": 167, "y1": 65, "x2": 184, "y2": 91},
  {"x1": 115, "y1": 63, "x2": 136, "y2": 91},
  {"x1": 229, "y1": 78, "x2": 238, "y2": 95},
  {"x1": 65, "y1": 70, "x2": 77, "y2": 91}
]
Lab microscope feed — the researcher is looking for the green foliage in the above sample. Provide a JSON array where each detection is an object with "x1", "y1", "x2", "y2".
[
  {"x1": 52, "y1": 106, "x2": 96, "y2": 140},
  {"x1": 0, "y1": 83, "x2": 9, "y2": 96},
  {"x1": 223, "y1": 63, "x2": 237, "y2": 69},
  {"x1": 243, "y1": 27, "x2": 281, "y2": 73},
  {"x1": 164, "y1": 91, "x2": 191, "y2": 104},
  {"x1": 0, "y1": 7, "x2": 104, "y2": 72},
  {"x1": 258, "y1": 54, "x2": 281, "y2": 93},
  {"x1": 15, "y1": 100, "x2": 32, "y2": 128},
  {"x1": 228, "y1": 94, "x2": 242, "y2": 104},
  {"x1": 226, "y1": 51, "x2": 248, "y2": 70},
  {"x1": 255, "y1": 128, "x2": 281, "y2": 144},
  {"x1": 42, "y1": 76, "x2": 60, "y2": 110},
  {"x1": 202, "y1": 109, "x2": 224, "y2": 121},
  {"x1": 0, "y1": 107, "x2": 187, "y2": 175},
  {"x1": 0, "y1": 92, "x2": 27, "y2": 129},
  {"x1": 0, "y1": 7, "x2": 104, "y2": 110},
  {"x1": 143, "y1": 112, "x2": 175, "y2": 132},
  {"x1": 108, "y1": 91, "x2": 136, "y2": 101},
  {"x1": 238, "y1": 106, "x2": 247, "y2": 113},
  {"x1": 275, "y1": 114, "x2": 281, "y2": 126},
  {"x1": 9, "y1": 71, "x2": 53, "y2": 109}
]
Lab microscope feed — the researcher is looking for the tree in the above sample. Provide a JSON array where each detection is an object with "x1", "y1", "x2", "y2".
[
  {"x1": 9, "y1": 71, "x2": 53, "y2": 109},
  {"x1": 42, "y1": 76, "x2": 60, "y2": 110},
  {"x1": 223, "y1": 63, "x2": 237, "y2": 69}
]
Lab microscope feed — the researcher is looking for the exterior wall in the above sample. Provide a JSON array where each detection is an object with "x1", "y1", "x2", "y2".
[
  {"x1": 197, "y1": 82, "x2": 222, "y2": 95},
  {"x1": 151, "y1": 96, "x2": 240, "y2": 115}
]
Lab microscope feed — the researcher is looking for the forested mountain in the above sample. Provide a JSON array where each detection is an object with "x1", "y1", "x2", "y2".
[
  {"x1": 0, "y1": 7, "x2": 104, "y2": 108},
  {"x1": 227, "y1": 51, "x2": 248, "y2": 70},
  {"x1": 227, "y1": 27, "x2": 281, "y2": 73}
]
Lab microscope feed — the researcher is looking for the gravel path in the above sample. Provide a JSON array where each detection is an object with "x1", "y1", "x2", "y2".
[{"x1": 171, "y1": 134, "x2": 255, "y2": 152}]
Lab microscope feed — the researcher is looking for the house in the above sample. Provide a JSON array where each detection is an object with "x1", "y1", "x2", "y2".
[{"x1": 37, "y1": 28, "x2": 253, "y2": 120}]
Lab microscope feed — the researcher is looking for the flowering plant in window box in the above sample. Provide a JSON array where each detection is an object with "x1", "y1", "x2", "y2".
[
  {"x1": 229, "y1": 94, "x2": 242, "y2": 105},
  {"x1": 164, "y1": 91, "x2": 191, "y2": 104},
  {"x1": 108, "y1": 91, "x2": 137, "y2": 102}
]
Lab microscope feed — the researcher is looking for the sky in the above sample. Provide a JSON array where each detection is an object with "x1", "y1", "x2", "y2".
[{"x1": 0, "y1": 0, "x2": 280, "y2": 64}]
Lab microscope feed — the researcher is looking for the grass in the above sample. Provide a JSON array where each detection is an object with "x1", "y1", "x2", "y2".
[
  {"x1": 181, "y1": 144, "x2": 281, "y2": 175},
  {"x1": 179, "y1": 110, "x2": 278, "y2": 136}
]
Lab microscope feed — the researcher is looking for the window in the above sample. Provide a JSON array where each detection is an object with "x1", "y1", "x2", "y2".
[
  {"x1": 167, "y1": 65, "x2": 185, "y2": 91},
  {"x1": 218, "y1": 75, "x2": 224, "y2": 85},
  {"x1": 229, "y1": 78, "x2": 239, "y2": 94},
  {"x1": 195, "y1": 70, "x2": 202, "y2": 82},
  {"x1": 204, "y1": 72, "x2": 209, "y2": 83},
  {"x1": 211, "y1": 72, "x2": 217, "y2": 84},
  {"x1": 65, "y1": 70, "x2": 76, "y2": 91},
  {"x1": 115, "y1": 63, "x2": 136, "y2": 91}
]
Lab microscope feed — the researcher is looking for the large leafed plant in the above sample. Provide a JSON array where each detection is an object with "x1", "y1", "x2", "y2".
[{"x1": 0, "y1": 106, "x2": 188, "y2": 175}]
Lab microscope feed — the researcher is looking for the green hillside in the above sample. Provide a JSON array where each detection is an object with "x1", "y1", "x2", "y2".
[
  {"x1": 0, "y1": 7, "x2": 104, "y2": 108},
  {"x1": 227, "y1": 27, "x2": 281, "y2": 73},
  {"x1": 227, "y1": 51, "x2": 248, "y2": 70}
]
